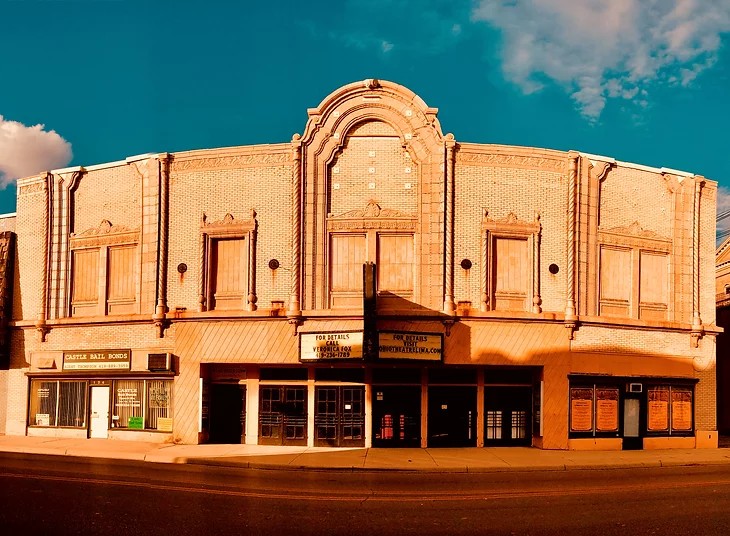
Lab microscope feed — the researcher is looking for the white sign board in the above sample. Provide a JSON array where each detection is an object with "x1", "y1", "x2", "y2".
[
  {"x1": 300, "y1": 332, "x2": 364, "y2": 361},
  {"x1": 378, "y1": 332, "x2": 443, "y2": 361}
]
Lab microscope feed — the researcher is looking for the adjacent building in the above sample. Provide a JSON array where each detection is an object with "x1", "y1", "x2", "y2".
[{"x1": 0, "y1": 80, "x2": 719, "y2": 450}]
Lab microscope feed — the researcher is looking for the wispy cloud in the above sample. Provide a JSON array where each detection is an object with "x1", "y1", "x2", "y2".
[
  {"x1": 0, "y1": 116, "x2": 72, "y2": 188},
  {"x1": 328, "y1": 0, "x2": 468, "y2": 55},
  {"x1": 472, "y1": 0, "x2": 730, "y2": 120}
]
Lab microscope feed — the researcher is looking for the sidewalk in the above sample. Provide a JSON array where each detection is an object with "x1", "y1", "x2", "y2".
[{"x1": 2, "y1": 434, "x2": 730, "y2": 473}]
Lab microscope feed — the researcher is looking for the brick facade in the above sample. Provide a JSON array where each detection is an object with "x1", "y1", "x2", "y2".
[{"x1": 1, "y1": 79, "x2": 718, "y2": 449}]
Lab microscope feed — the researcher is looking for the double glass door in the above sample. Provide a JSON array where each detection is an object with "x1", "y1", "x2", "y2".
[
  {"x1": 484, "y1": 386, "x2": 532, "y2": 446},
  {"x1": 259, "y1": 385, "x2": 307, "y2": 445},
  {"x1": 314, "y1": 386, "x2": 365, "y2": 447}
]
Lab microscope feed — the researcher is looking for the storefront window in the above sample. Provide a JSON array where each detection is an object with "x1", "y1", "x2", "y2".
[
  {"x1": 146, "y1": 380, "x2": 172, "y2": 431},
  {"x1": 569, "y1": 385, "x2": 619, "y2": 435},
  {"x1": 29, "y1": 380, "x2": 86, "y2": 428},
  {"x1": 648, "y1": 385, "x2": 692, "y2": 434},
  {"x1": 113, "y1": 380, "x2": 143, "y2": 428},
  {"x1": 111, "y1": 379, "x2": 173, "y2": 431}
]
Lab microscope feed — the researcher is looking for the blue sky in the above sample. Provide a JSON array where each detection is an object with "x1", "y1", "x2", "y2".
[{"x1": 2, "y1": 0, "x2": 730, "y2": 233}]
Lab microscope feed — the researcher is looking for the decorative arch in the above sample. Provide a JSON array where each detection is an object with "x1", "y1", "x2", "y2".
[{"x1": 297, "y1": 79, "x2": 450, "y2": 310}]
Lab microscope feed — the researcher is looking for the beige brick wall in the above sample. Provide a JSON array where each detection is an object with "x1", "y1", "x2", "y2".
[
  {"x1": 454, "y1": 149, "x2": 567, "y2": 312},
  {"x1": 599, "y1": 167, "x2": 674, "y2": 236},
  {"x1": 168, "y1": 150, "x2": 292, "y2": 312},
  {"x1": 73, "y1": 165, "x2": 140, "y2": 234},
  {"x1": 329, "y1": 122, "x2": 417, "y2": 216}
]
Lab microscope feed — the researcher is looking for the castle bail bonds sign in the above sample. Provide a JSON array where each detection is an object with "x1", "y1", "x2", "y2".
[
  {"x1": 300, "y1": 332, "x2": 364, "y2": 361},
  {"x1": 63, "y1": 349, "x2": 131, "y2": 371},
  {"x1": 378, "y1": 332, "x2": 443, "y2": 361}
]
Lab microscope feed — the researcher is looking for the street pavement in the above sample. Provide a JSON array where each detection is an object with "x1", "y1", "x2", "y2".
[{"x1": 2, "y1": 434, "x2": 730, "y2": 472}]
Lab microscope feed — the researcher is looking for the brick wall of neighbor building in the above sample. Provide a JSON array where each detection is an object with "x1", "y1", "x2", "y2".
[{"x1": 2, "y1": 79, "x2": 719, "y2": 450}]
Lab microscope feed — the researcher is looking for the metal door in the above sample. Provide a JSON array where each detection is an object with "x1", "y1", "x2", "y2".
[
  {"x1": 89, "y1": 386, "x2": 110, "y2": 439},
  {"x1": 484, "y1": 386, "x2": 532, "y2": 446},
  {"x1": 259, "y1": 385, "x2": 307, "y2": 446},
  {"x1": 315, "y1": 386, "x2": 365, "y2": 447}
]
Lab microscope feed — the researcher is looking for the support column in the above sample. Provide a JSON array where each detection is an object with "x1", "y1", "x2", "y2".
[
  {"x1": 154, "y1": 154, "x2": 170, "y2": 336},
  {"x1": 564, "y1": 153, "x2": 579, "y2": 335},
  {"x1": 443, "y1": 133, "x2": 456, "y2": 314},
  {"x1": 691, "y1": 176, "x2": 705, "y2": 346},
  {"x1": 289, "y1": 134, "x2": 303, "y2": 321}
]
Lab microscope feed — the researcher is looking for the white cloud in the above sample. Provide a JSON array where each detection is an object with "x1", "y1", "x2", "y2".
[
  {"x1": 472, "y1": 0, "x2": 730, "y2": 119},
  {"x1": 0, "y1": 116, "x2": 72, "y2": 188}
]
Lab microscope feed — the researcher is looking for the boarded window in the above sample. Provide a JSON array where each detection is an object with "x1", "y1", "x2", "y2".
[
  {"x1": 377, "y1": 235, "x2": 414, "y2": 294},
  {"x1": 210, "y1": 237, "x2": 247, "y2": 310},
  {"x1": 639, "y1": 252, "x2": 668, "y2": 321},
  {"x1": 599, "y1": 246, "x2": 631, "y2": 317},
  {"x1": 493, "y1": 238, "x2": 528, "y2": 311},
  {"x1": 107, "y1": 245, "x2": 136, "y2": 314},
  {"x1": 71, "y1": 248, "x2": 99, "y2": 316},
  {"x1": 330, "y1": 234, "x2": 366, "y2": 293}
]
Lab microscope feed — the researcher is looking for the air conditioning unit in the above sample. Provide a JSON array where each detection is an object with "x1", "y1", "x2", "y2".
[
  {"x1": 629, "y1": 383, "x2": 643, "y2": 393},
  {"x1": 148, "y1": 353, "x2": 173, "y2": 372}
]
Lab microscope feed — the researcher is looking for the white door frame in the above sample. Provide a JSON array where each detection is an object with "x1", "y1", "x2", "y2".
[{"x1": 89, "y1": 386, "x2": 110, "y2": 439}]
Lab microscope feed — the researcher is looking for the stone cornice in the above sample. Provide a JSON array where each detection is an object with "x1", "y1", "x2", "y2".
[{"x1": 456, "y1": 146, "x2": 566, "y2": 172}]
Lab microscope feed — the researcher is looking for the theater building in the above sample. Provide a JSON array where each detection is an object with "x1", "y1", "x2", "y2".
[{"x1": 0, "y1": 79, "x2": 719, "y2": 449}]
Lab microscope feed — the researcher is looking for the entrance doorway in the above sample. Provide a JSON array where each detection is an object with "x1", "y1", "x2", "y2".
[
  {"x1": 208, "y1": 384, "x2": 246, "y2": 444},
  {"x1": 622, "y1": 394, "x2": 642, "y2": 450},
  {"x1": 89, "y1": 386, "x2": 110, "y2": 439},
  {"x1": 259, "y1": 385, "x2": 307, "y2": 446},
  {"x1": 314, "y1": 386, "x2": 365, "y2": 447},
  {"x1": 484, "y1": 386, "x2": 532, "y2": 446},
  {"x1": 372, "y1": 386, "x2": 421, "y2": 447},
  {"x1": 427, "y1": 386, "x2": 477, "y2": 447}
]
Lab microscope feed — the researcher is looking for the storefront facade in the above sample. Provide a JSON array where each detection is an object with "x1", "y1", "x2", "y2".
[{"x1": 2, "y1": 79, "x2": 719, "y2": 449}]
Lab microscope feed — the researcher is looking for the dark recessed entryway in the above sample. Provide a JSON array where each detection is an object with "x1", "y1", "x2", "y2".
[
  {"x1": 427, "y1": 386, "x2": 477, "y2": 447},
  {"x1": 208, "y1": 384, "x2": 246, "y2": 444},
  {"x1": 372, "y1": 385, "x2": 421, "y2": 447}
]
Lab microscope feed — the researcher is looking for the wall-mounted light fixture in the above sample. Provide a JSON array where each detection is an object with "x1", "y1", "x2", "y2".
[
  {"x1": 549, "y1": 263, "x2": 559, "y2": 275},
  {"x1": 460, "y1": 259, "x2": 472, "y2": 270},
  {"x1": 268, "y1": 259, "x2": 280, "y2": 270},
  {"x1": 177, "y1": 263, "x2": 188, "y2": 274}
]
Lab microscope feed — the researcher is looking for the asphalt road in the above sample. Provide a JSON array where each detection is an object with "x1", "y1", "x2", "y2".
[{"x1": 1, "y1": 452, "x2": 729, "y2": 535}]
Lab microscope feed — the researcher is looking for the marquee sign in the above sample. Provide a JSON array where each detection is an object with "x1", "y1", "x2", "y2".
[
  {"x1": 299, "y1": 332, "x2": 364, "y2": 361},
  {"x1": 378, "y1": 332, "x2": 443, "y2": 361}
]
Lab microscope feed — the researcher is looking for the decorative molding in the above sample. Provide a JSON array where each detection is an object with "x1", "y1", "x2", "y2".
[
  {"x1": 171, "y1": 152, "x2": 290, "y2": 172},
  {"x1": 598, "y1": 222, "x2": 672, "y2": 251},
  {"x1": 70, "y1": 221, "x2": 139, "y2": 248},
  {"x1": 201, "y1": 211, "x2": 256, "y2": 234},
  {"x1": 457, "y1": 152, "x2": 566, "y2": 172},
  {"x1": 327, "y1": 200, "x2": 417, "y2": 231},
  {"x1": 481, "y1": 210, "x2": 540, "y2": 234},
  {"x1": 19, "y1": 182, "x2": 45, "y2": 195}
]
